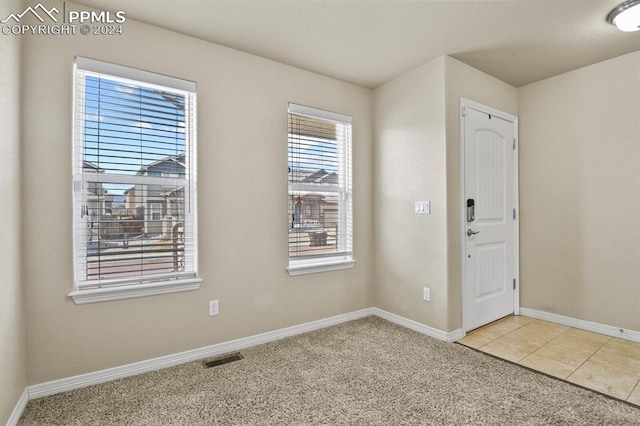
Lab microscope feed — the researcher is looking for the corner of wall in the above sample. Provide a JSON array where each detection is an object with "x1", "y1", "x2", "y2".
[
  {"x1": 371, "y1": 56, "x2": 449, "y2": 332},
  {"x1": 0, "y1": 0, "x2": 28, "y2": 423},
  {"x1": 21, "y1": 9, "x2": 374, "y2": 386},
  {"x1": 516, "y1": 50, "x2": 640, "y2": 331},
  {"x1": 443, "y1": 56, "x2": 518, "y2": 331}
]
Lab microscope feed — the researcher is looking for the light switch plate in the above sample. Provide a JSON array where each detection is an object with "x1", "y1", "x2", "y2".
[{"x1": 415, "y1": 201, "x2": 430, "y2": 215}]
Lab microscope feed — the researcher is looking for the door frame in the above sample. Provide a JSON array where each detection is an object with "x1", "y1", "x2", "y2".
[{"x1": 460, "y1": 97, "x2": 520, "y2": 333}]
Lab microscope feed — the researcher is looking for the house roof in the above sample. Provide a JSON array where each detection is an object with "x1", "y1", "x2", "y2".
[
  {"x1": 137, "y1": 154, "x2": 186, "y2": 175},
  {"x1": 83, "y1": 161, "x2": 105, "y2": 172},
  {"x1": 302, "y1": 169, "x2": 338, "y2": 184}
]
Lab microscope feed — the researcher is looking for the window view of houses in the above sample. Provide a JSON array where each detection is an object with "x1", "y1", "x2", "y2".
[
  {"x1": 288, "y1": 171, "x2": 340, "y2": 255},
  {"x1": 78, "y1": 74, "x2": 189, "y2": 282},
  {"x1": 288, "y1": 114, "x2": 347, "y2": 259},
  {"x1": 82, "y1": 157, "x2": 187, "y2": 281}
]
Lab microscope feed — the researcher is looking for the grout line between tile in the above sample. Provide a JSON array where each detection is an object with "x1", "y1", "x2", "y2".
[
  {"x1": 468, "y1": 315, "x2": 529, "y2": 349},
  {"x1": 459, "y1": 341, "x2": 640, "y2": 409},
  {"x1": 568, "y1": 332, "x2": 614, "y2": 379},
  {"x1": 628, "y1": 381, "x2": 640, "y2": 403},
  {"x1": 471, "y1": 317, "x2": 640, "y2": 403}
]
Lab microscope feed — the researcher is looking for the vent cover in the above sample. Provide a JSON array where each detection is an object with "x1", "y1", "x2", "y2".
[{"x1": 203, "y1": 353, "x2": 243, "y2": 368}]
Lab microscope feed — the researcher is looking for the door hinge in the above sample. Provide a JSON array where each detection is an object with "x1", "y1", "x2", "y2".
[
  {"x1": 513, "y1": 278, "x2": 517, "y2": 290},
  {"x1": 462, "y1": 106, "x2": 467, "y2": 117},
  {"x1": 513, "y1": 208, "x2": 516, "y2": 220},
  {"x1": 513, "y1": 138, "x2": 517, "y2": 150}
]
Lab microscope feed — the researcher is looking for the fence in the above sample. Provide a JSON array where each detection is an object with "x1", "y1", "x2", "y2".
[{"x1": 94, "y1": 216, "x2": 144, "y2": 240}]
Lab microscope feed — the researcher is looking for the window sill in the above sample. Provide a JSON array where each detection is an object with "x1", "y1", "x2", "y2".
[
  {"x1": 68, "y1": 277, "x2": 202, "y2": 304},
  {"x1": 287, "y1": 258, "x2": 356, "y2": 276}
]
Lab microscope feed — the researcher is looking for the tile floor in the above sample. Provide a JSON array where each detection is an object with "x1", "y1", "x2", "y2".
[{"x1": 458, "y1": 315, "x2": 640, "y2": 405}]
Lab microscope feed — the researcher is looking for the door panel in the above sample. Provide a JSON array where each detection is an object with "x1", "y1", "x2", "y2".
[
  {"x1": 464, "y1": 105, "x2": 516, "y2": 332},
  {"x1": 476, "y1": 242, "x2": 506, "y2": 301},
  {"x1": 476, "y1": 131, "x2": 505, "y2": 222}
]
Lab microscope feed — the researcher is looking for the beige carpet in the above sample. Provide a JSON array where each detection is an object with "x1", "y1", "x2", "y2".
[{"x1": 18, "y1": 316, "x2": 640, "y2": 425}]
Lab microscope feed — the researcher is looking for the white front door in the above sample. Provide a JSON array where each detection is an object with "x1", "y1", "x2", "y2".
[{"x1": 462, "y1": 100, "x2": 518, "y2": 332}]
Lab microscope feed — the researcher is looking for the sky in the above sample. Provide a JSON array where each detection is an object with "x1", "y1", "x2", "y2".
[{"x1": 82, "y1": 73, "x2": 187, "y2": 196}]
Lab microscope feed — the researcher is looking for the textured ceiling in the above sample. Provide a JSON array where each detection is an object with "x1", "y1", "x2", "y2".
[{"x1": 73, "y1": 0, "x2": 640, "y2": 88}]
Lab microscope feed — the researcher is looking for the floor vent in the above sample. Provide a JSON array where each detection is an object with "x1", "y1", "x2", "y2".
[{"x1": 203, "y1": 353, "x2": 243, "y2": 368}]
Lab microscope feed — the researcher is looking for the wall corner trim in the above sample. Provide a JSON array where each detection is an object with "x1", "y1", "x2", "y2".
[
  {"x1": 372, "y1": 308, "x2": 464, "y2": 342},
  {"x1": 520, "y1": 308, "x2": 640, "y2": 343},
  {"x1": 6, "y1": 389, "x2": 28, "y2": 426}
]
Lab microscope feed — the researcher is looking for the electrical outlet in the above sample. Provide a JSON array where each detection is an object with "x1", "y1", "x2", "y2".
[
  {"x1": 209, "y1": 299, "x2": 219, "y2": 316},
  {"x1": 423, "y1": 287, "x2": 431, "y2": 302}
]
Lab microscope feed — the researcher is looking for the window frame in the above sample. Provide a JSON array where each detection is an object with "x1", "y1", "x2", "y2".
[
  {"x1": 69, "y1": 57, "x2": 201, "y2": 304},
  {"x1": 287, "y1": 103, "x2": 355, "y2": 276}
]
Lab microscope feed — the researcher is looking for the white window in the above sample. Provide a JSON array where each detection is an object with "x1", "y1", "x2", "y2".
[
  {"x1": 70, "y1": 57, "x2": 200, "y2": 304},
  {"x1": 287, "y1": 104, "x2": 355, "y2": 275}
]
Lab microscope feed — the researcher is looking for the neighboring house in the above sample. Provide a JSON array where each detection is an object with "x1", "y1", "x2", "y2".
[
  {"x1": 125, "y1": 154, "x2": 186, "y2": 236},
  {"x1": 83, "y1": 155, "x2": 186, "y2": 242},
  {"x1": 82, "y1": 161, "x2": 113, "y2": 217},
  {"x1": 289, "y1": 168, "x2": 339, "y2": 229},
  {"x1": 83, "y1": 161, "x2": 144, "y2": 242}
]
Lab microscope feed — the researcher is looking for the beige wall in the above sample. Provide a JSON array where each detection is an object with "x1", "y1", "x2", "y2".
[
  {"x1": 23, "y1": 2, "x2": 373, "y2": 384},
  {"x1": 17, "y1": 0, "x2": 639, "y2": 396},
  {"x1": 0, "y1": 0, "x2": 27, "y2": 421},
  {"x1": 444, "y1": 57, "x2": 518, "y2": 330},
  {"x1": 518, "y1": 51, "x2": 640, "y2": 331},
  {"x1": 373, "y1": 57, "x2": 449, "y2": 331},
  {"x1": 372, "y1": 56, "x2": 516, "y2": 333}
]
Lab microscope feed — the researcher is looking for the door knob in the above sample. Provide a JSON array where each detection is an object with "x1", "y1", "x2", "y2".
[{"x1": 467, "y1": 229, "x2": 480, "y2": 237}]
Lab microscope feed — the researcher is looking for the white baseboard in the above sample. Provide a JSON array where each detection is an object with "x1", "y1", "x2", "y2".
[
  {"x1": 6, "y1": 388, "x2": 28, "y2": 426},
  {"x1": 14, "y1": 305, "x2": 640, "y2": 423},
  {"x1": 13, "y1": 306, "x2": 640, "y2": 423},
  {"x1": 28, "y1": 308, "x2": 375, "y2": 399},
  {"x1": 25, "y1": 307, "x2": 458, "y2": 407},
  {"x1": 372, "y1": 308, "x2": 464, "y2": 342},
  {"x1": 520, "y1": 307, "x2": 640, "y2": 343}
]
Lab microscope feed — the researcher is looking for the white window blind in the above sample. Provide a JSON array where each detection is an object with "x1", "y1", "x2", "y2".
[
  {"x1": 72, "y1": 58, "x2": 198, "y2": 295},
  {"x1": 287, "y1": 104, "x2": 353, "y2": 269}
]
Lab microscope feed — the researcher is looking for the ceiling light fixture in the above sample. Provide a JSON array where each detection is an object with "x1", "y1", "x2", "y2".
[{"x1": 608, "y1": 0, "x2": 640, "y2": 31}]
